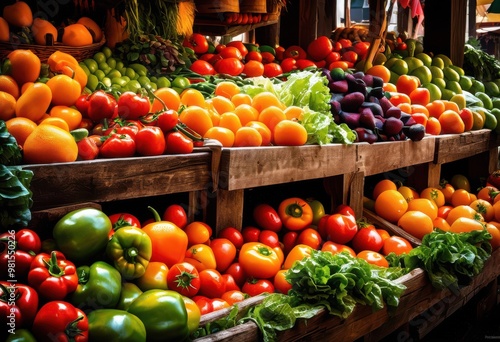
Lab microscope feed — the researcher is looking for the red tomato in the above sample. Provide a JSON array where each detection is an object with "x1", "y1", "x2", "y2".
[
  {"x1": 210, "y1": 238, "x2": 237, "y2": 273},
  {"x1": 296, "y1": 227, "x2": 322, "y2": 249},
  {"x1": 192, "y1": 295, "x2": 213, "y2": 315},
  {"x1": 351, "y1": 228, "x2": 384, "y2": 253},
  {"x1": 321, "y1": 241, "x2": 356, "y2": 257},
  {"x1": 217, "y1": 227, "x2": 244, "y2": 250},
  {"x1": 108, "y1": 213, "x2": 141, "y2": 230},
  {"x1": 280, "y1": 57, "x2": 298, "y2": 73},
  {"x1": 338, "y1": 38, "x2": 352, "y2": 49},
  {"x1": 162, "y1": 204, "x2": 188, "y2": 229},
  {"x1": 341, "y1": 50, "x2": 359, "y2": 64},
  {"x1": 282, "y1": 231, "x2": 298, "y2": 255},
  {"x1": 242, "y1": 226, "x2": 261, "y2": 242},
  {"x1": 198, "y1": 269, "x2": 227, "y2": 298},
  {"x1": 258, "y1": 230, "x2": 280, "y2": 248},
  {"x1": 183, "y1": 33, "x2": 209, "y2": 55},
  {"x1": 245, "y1": 51, "x2": 263, "y2": 62},
  {"x1": 219, "y1": 46, "x2": 243, "y2": 60},
  {"x1": 214, "y1": 57, "x2": 245, "y2": 76},
  {"x1": 135, "y1": 126, "x2": 166, "y2": 156},
  {"x1": 323, "y1": 213, "x2": 358, "y2": 244},
  {"x1": 190, "y1": 60, "x2": 216, "y2": 75},
  {"x1": 166, "y1": 262, "x2": 200, "y2": 297},
  {"x1": 260, "y1": 51, "x2": 275, "y2": 64},
  {"x1": 210, "y1": 298, "x2": 230, "y2": 312},
  {"x1": 224, "y1": 262, "x2": 247, "y2": 288},
  {"x1": 296, "y1": 59, "x2": 316, "y2": 70},
  {"x1": 253, "y1": 203, "x2": 282, "y2": 232},
  {"x1": 222, "y1": 273, "x2": 240, "y2": 292},
  {"x1": 357, "y1": 250, "x2": 389, "y2": 267},
  {"x1": 283, "y1": 45, "x2": 307, "y2": 60},
  {"x1": 221, "y1": 290, "x2": 247, "y2": 305},
  {"x1": 263, "y1": 63, "x2": 283, "y2": 78},
  {"x1": 226, "y1": 41, "x2": 248, "y2": 58},
  {"x1": 242, "y1": 278, "x2": 275, "y2": 297},
  {"x1": 273, "y1": 269, "x2": 292, "y2": 294},
  {"x1": 165, "y1": 131, "x2": 194, "y2": 154},
  {"x1": 117, "y1": 91, "x2": 150, "y2": 120},
  {"x1": 307, "y1": 35, "x2": 333, "y2": 61},
  {"x1": 382, "y1": 236, "x2": 413, "y2": 256},
  {"x1": 325, "y1": 51, "x2": 341, "y2": 64}
]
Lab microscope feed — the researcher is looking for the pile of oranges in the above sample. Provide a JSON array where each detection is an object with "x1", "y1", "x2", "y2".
[{"x1": 369, "y1": 178, "x2": 500, "y2": 249}]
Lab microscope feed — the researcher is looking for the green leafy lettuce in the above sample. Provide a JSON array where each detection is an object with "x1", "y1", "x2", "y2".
[
  {"x1": 0, "y1": 165, "x2": 33, "y2": 229},
  {"x1": 0, "y1": 120, "x2": 22, "y2": 166},
  {"x1": 241, "y1": 250, "x2": 406, "y2": 341},
  {"x1": 388, "y1": 229, "x2": 492, "y2": 292}
]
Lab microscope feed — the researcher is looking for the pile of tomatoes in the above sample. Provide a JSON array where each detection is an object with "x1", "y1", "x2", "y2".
[{"x1": 182, "y1": 34, "x2": 371, "y2": 79}]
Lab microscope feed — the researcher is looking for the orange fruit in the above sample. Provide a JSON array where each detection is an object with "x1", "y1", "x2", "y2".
[
  {"x1": 446, "y1": 205, "x2": 481, "y2": 226},
  {"x1": 397, "y1": 210, "x2": 434, "y2": 240},
  {"x1": 449, "y1": 217, "x2": 486, "y2": 233},
  {"x1": 231, "y1": 93, "x2": 252, "y2": 107},
  {"x1": 0, "y1": 91, "x2": 16, "y2": 121},
  {"x1": 407, "y1": 198, "x2": 438, "y2": 220},
  {"x1": 215, "y1": 81, "x2": 240, "y2": 99},
  {"x1": 49, "y1": 106, "x2": 82, "y2": 131},
  {"x1": 372, "y1": 179, "x2": 398, "y2": 200},
  {"x1": 62, "y1": 23, "x2": 93, "y2": 47},
  {"x1": 77, "y1": 17, "x2": 104, "y2": 42},
  {"x1": 31, "y1": 18, "x2": 58, "y2": 45},
  {"x1": 486, "y1": 223, "x2": 500, "y2": 250},
  {"x1": 233, "y1": 104, "x2": 259, "y2": 126},
  {"x1": 211, "y1": 95, "x2": 235, "y2": 115},
  {"x1": 151, "y1": 87, "x2": 181, "y2": 112},
  {"x1": 180, "y1": 88, "x2": 206, "y2": 108},
  {"x1": 0, "y1": 75, "x2": 20, "y2": 99},
  {"x1": 450, "y1": 188, "x2": 472, "y2": 207},
  {"x1": 5, "y1": 117, "x2": 37, "y2": 147},
  {"x1": 0, "y1": 17, "x2": 9, "y2": 42},
  {"x1": 39, "y1": 116, "x2": 70, "y2": 131},
  {"x1": 419, "y1": 187, "x2": 445, "y2": 208},
  {"x1": 251, "y1": 91, "x2": 284, "y2": 113},
  {"x1": 366, "y1": 65, "x2": 391, "y2": 83},
  {"x1": 374, "y1": 189, "x2": 408, "y2": 223},
  {"x1": 23, "y1": 124, "x2": 78, "y2": 164},
  {"x1": 178, "y1": 105, "x2": 213, "y2": 136},
  {"x1": 7, "y1": 49, "x2": 41, "y2": 86},
  {"x1": 3, "y1": 1, "x2": 33, "y2": 27}
]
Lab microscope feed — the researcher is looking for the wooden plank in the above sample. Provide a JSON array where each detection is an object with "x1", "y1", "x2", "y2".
[
  {"x1": 434, "y1": 130, "x2": 492, "y2": 164},
  {"x1": 356, "y1": 137, "x2": 436, "y2": 176},
  {"x1": 219, "y1": 144, "x2": 357, "y2": 190},
  {"x1": 214, "y1": 189, "x2": 245, "y2": 232},
  {"x1": 22, "y1": 152, "x2": 213, "y2": 210}
]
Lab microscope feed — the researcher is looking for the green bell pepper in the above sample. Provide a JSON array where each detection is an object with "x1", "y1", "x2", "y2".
[
  {"x1": 106, "y1": 226, "x2": 152, "y2": 280},
  {"x1": 127, "y1": 289, "x2": 189, "y2": 342},
  {"x1": 53, "y1": 208, "x2": 112, "y2": 263},
  {"x1": 88, "y1": 309, "x2": 146, "y2": 342},
  {"x1": 5, "y1": 329, "x2": 36, "y2": 342},
  {"x1": 71, "y1": 261, "x2": 122, "y2": 310},
  {"x1": 116, "y1": 282, "x2": 143, "y2": 311}
]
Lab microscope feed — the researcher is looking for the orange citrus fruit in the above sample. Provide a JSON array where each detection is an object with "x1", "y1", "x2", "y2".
[
  {"x1": 5, "y1": 117, "x2": 37, "y2": 147},
  {"x1": 23, "y1": 124, "x2": 78, "y2": 164}
]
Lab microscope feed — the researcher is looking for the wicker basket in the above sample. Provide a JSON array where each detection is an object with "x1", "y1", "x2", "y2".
[{"x1": 0, "y1": 38, "x2": 106, "y2": 63}]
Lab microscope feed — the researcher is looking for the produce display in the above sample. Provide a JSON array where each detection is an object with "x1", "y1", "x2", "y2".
[{"x1": 1, "y1": 1, "x2": 500, "y2": 341}]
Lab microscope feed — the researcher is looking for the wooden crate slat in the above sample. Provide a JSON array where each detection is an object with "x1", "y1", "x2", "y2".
[
  {"x1": 357, "y1": 137, "x2": 436, "y2": 176},
  {"x1": 434, "y1": 129, "x2": 492, "y2": 164},
  {"x1": 219, "y1": 144, "x2": 357, "y2": 190},
  {"x1": 23, "y1": 152, "x2": 213, "y2": 210}
]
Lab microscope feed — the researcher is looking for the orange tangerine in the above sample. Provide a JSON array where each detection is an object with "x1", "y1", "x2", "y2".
[
  {"x1": 211, "y1": 95, "x2": 235, "y2": 115},
  {"x1": 218, "y1": 112, "x2": 242, "y2": 134},
  {"x1": 214, "y1": 81, "x2": 240, "y2": 99},
  {"x1": 151, "y1": 87, "x2": 181, "y2": 112},
  {"x1": 366, "y1": 65, "x2": 391, "y2": 83},
  {"x1": 5, "y1": 117, "x2": 37, "y2": 147},
  {"x1": 251, "y1": 91, "x2": 283, "y2": 113},
  {"x1": 23, "y1": 124, "x2": 78, "y2": 164},
  {"x1": 231, "y1": 93, "x2": 252, "y2": 107},
  {"x1": 178, "y1": 105, "x2": 213, "y2": 136},
  {"x1": 180, "y1": 88, "x2": 206, "y2": 108},
  {"x1": 233, "y1": 104, "x2": 259, "y2": 126}
]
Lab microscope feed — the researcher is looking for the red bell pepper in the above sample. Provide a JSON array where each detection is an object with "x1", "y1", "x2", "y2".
[
  {"x1": 27, "y1": 251, "x2": 78, "y2": 300},
  {"x1": 0, "y1": 229, "x2": 41, "y2": 280},
  {"x1": 0, "y1": 281, "x2": 39, "y2": 328}
]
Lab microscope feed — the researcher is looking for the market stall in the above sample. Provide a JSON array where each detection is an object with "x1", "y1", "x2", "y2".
[{"x1": 1, "y1": 1, "x2": 500, "y2": 341}]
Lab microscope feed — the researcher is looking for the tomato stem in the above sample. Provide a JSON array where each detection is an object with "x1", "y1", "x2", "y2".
[{"x1": 285, "y1": 202, "x2": 305, "y2": 218}]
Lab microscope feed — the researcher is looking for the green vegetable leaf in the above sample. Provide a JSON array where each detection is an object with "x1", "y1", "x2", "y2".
[
  {"x1": 0, "y1": 165, "x2": 33, "y2": 229},
  {"x1": 0, "y1": 120, "x2": 22, "y2": 166}
]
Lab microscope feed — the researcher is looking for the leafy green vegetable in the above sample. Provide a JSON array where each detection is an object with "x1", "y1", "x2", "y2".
[
  {"x1": 0, "y1": 120, "x2": 22, "y2": 166},
  {"x1": 0, "y1": 165, "x2": 33, "y2": 229},
  {"x1": 389, "y1": 229, "x2": 492, "y2": 292},
  {"x1": 239, "y1": 250, "x2": 406, "y2": 341},
  {"x1": 276, "y1": 71, "x2": 331, "y2": 113},
  {"x1": 463, "y1": 42, "x2": 500, "y2": 82}
]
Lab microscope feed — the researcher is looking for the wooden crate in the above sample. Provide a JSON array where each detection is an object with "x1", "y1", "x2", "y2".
[
  {"x1": 434, "y1": 129, "x2": 493, "y2": 165},
  {"x1": 194, "y1": 247, "x2": 500, "y2": 342},
  {"x1": 219, "y1": 144, "x2": 357, "y2": 190},
  {"x1": 22, "y1": 151, "x2": 214, "y2": 211},
  {"x1": 356, "y1": 136, "x2": 436, "y2": 177}
]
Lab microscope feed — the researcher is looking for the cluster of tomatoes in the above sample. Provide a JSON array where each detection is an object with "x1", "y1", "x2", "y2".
[
  {"x1": 369, "y1": 176, "x2": 500, "y2": 250},
  {"x1": 182, "y1": 34, "x2": 371, "y2": 79},
  {"x1": 74, "y1": 88, "x2": 200, "y2": 160}
]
